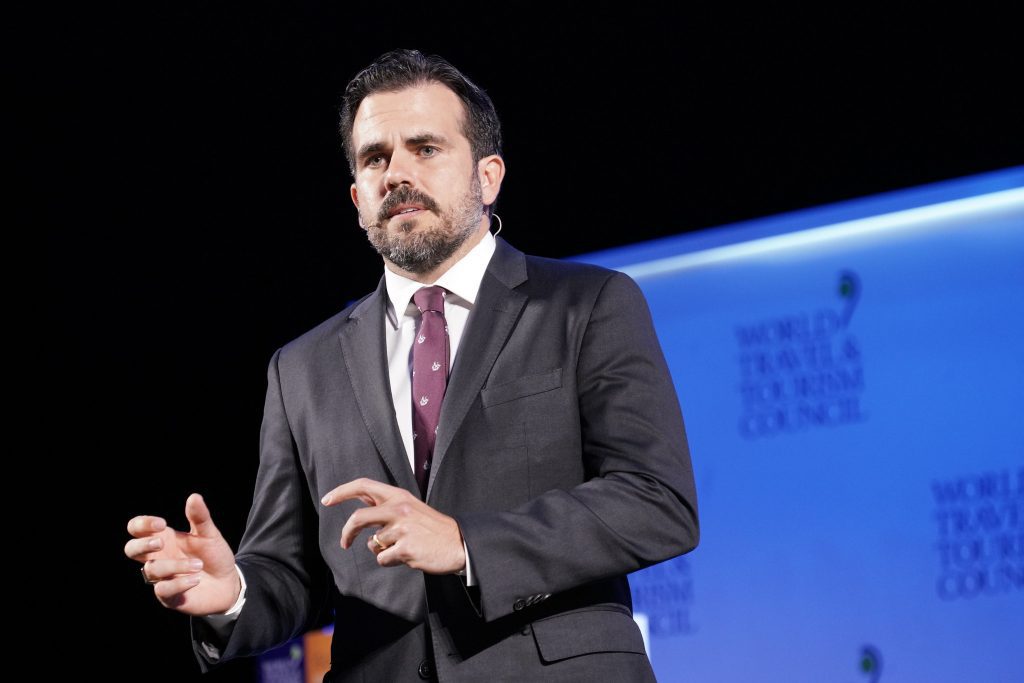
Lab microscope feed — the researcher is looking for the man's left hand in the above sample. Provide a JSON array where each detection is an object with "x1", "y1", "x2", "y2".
[{"x1": 321, "y1": 478, "x2": 466, "y2": 574}]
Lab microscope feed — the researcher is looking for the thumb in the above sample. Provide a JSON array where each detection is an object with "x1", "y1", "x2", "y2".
[{"x1": 185, "y1": 492, "x2": 222, "y2": 538}]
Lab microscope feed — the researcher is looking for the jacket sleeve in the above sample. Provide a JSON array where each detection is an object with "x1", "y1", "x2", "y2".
[
  {"x1": 190, "y1": 347, "x2": 331, "y2": 672},
  {"x1": 456, "y1": 271, "x2": 699, "y2": 621}
]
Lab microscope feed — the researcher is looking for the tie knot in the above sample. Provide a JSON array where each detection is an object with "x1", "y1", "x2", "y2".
[{"x1": 413, "y1": 286, "x2": 446, "y2": 314}]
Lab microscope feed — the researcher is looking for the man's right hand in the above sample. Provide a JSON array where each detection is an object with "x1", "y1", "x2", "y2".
[{"x1": 125, "y1": 492, "x2": 240, "y2": 616}]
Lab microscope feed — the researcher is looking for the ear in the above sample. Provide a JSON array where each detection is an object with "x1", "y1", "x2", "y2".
[
  {"x1": 350, "y1": 183, "x2": 365, "y2": 229},
  {"x1": 477, "y1": 155, "x2": 506, "y2": 208}
]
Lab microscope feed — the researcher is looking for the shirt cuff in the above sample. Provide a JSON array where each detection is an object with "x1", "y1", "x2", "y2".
[
  {"x1": 459, "y1": 539, "x2": 476, "y2": 586},
  {"x1": 197, "y1": 564, "x2": 247, "y2": 642}
]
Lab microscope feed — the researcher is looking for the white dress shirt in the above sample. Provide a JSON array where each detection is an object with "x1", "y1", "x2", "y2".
[
  {"x1": 197, "y1": 231, "x2": 496, "y2": 660},
  {"x1": 383, "y1": 230, "x2": 496, "y2": 474}
]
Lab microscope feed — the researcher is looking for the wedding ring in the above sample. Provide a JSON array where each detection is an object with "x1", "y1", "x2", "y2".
[{"x1": 141, "y1": 563, "x2": 159, "y2": 585}]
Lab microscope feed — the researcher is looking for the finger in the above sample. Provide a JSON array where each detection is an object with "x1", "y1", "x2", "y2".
[
  {"x1": 321, "y1": 478, "x2": 400, "y2": 508},
  {"x1": 184, "y1": 493, "x2": 221, "y2": 539},
  {"x1": 152, "y1": 572, "x2": 203, "y2": 607},
  {"x1": 340, "y1": 505, "x2": 399, "y2": 549},
  {"x1": 127, "y1": 515, "x2": 167, "y2": 538},
  {"x1": 375, "y1": 541, "x2": 407, "y2": 568},
  {"x1": 144, "y1": 557, "x2": 204, "y2": 582},
  {"x1": 124, "y1": 535, "x2": 164, "y2": 561}
]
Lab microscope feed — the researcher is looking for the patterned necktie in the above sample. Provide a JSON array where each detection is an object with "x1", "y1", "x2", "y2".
[{"x1": 411, "y1": 286, "x2": 449, "y2": 497}]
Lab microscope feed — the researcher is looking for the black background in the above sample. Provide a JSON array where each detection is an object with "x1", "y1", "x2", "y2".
[{"x1": 41, "y1": 4, "x2": 1021, "y2": 680}]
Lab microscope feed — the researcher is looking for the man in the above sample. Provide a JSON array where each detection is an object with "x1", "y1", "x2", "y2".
[{"x1": 125, "y1": 49, "x2": 698, "y2": 681}]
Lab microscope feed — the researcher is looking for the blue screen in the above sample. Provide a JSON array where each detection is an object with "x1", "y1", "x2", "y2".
[{"x1": 573, "y1": 168, "x2": 1024, "y2": 682}]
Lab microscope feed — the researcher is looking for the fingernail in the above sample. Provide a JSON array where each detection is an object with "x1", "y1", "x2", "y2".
[
  {"x1": 189, "y1": 559, "x2": 203, "y2": 570},
  {"x1": 184, "y1": 575, "x2": 200, "y2": 585},
  {"x1": 321, "y1": 494, "x2": 330, "y2": 505},
  {"x1": 152, "y1": 519, "x2": 166, "y2": 531},
  {"x1": 148, "y1": 538, "x2": 160, "y2": 549}
]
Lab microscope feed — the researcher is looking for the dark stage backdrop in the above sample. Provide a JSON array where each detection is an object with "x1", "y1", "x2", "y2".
[{"x1": 40, "y1": 5, "x2": 1021, "y2": 681}]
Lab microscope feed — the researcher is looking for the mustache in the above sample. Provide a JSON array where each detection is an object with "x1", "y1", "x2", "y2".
[{"x1": 377, "y1": 187, "x2": 441, "y2": 224}]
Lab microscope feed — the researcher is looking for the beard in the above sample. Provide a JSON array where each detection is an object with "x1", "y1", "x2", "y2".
[{"x1": 363, "y1": 174, "x2": 483, "y2": 275}]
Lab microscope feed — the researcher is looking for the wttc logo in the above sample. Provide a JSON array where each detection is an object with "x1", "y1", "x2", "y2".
[
  {"x1": 734, "y1": 271, "x2": 867, "y2": 439},
  {"x1": 932, "y1": 468, "x2": 1024, "y2": 600}
]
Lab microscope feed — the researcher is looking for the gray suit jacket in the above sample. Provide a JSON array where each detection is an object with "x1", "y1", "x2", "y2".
[{"x1": 191, "y1": 238, "x2": 699, "y2": 681}]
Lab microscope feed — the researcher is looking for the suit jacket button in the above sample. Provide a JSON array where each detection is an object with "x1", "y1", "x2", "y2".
[
  {"x1": 417, "y1": 659, "x2": 432, "y2": 679},
  {"x1": 513, "y1": 598, "x2": 526, "y2": 611}
]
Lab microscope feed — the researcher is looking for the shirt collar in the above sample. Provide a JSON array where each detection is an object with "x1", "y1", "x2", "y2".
[{"x1": 383, "y1": 230, "x2": 496, "y2": 328}]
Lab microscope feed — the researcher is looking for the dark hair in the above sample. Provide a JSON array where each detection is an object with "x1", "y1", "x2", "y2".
[{"x1": 339, "y1": 49, "x2": 503, "y2": 187}]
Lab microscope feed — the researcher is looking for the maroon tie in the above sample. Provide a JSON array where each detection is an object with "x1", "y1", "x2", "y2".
[{"x1": 411, "y1": 286, "x2": 449, "y2": 497}]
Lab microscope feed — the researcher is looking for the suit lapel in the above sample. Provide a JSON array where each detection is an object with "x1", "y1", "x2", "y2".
[
  {"x1": 427, "y1": 238, "x2": 529, "y2": 499},
  {"x1": 337, "y1": 277, "x2": 419, "y2": 495}
]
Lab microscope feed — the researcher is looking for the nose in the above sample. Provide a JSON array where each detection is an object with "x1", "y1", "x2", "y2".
[{"x1": 384, "y1": 148, "x2": 416, "y2": 191}]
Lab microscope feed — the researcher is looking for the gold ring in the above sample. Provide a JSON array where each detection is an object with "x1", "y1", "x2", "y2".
[
  {"x1": 372, "y1": 533, "x2": 387, "y2": 550},
  {"x1": 141, "y1": 563, "x2": 159, "y2": 585}
]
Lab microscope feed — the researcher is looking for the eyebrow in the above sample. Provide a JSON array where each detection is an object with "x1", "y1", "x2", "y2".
[{"x1": 356, "y1": 132, "x2": 452, "y2": 163}]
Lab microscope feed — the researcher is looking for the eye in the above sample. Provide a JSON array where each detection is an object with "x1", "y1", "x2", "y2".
[
  {"x1": 366, "y1": 154, "x2": 386, "y2": 168},
  {"x1": 420, "y1": 146, "x2": 438, "y2": 157}
]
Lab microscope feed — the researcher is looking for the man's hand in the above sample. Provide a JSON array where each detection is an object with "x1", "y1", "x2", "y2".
[
  {"x1": 124, "y1": 493, "x2": 241, "y2": 616},
  {"x1": 321, "y1": 478, "x2": 466, "y2": 575}
]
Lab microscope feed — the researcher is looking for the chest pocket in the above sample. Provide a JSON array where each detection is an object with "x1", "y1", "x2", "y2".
[{"x1": 481, "y1": 368, "x2": 562, "y2": 408}]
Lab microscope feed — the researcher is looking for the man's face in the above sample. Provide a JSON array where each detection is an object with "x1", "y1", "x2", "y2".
[{"x1": 349, "y1": 83, "x2": 486, "y2": 275}]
